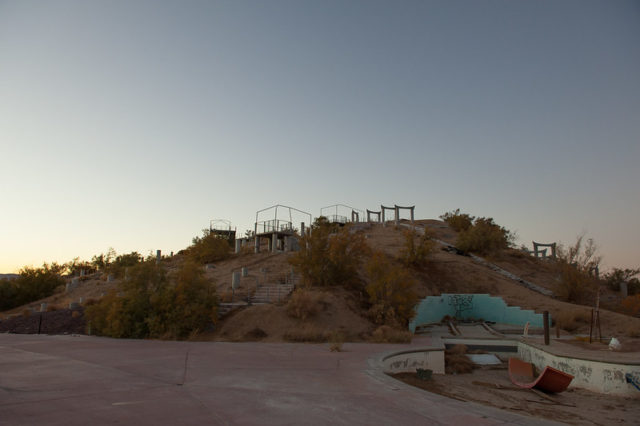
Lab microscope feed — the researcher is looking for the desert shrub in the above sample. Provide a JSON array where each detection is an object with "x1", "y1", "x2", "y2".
[
  {"x1": 365, "y1": 252, "x2": 418, "y2": 327},
  {"x1": 283, "y1": 324, "x2": 327, "y2": 342},
  {"x1": 286, "y1": 289, "x2": 326, "y2": 320},
  {"x1": 554, "y1": 309, "x2": 591, "y2": 332},
  {"x1": 445, "y1": 344, "x2": 475, "y2": 374},
  {"x1": 289, "y1": 217, "x2": 369, "y2": 289},
  {"x1": 85, "y1": 261, "x2": 217, "y2": 339},
  {"x1": 0, "y1": 265, "x2": 65, "y2": 311},
  {"x1": 604, "y1": 268, "x2": 640, "y2": 295},
  {"x1": 148, "y1": 260, "x2": 218, "y2": 339},
  {"x1": 328, "y1": 330, "x2": 345, "y2": 352},
  {"x1": 370, "y1": 325, "x2": 412, "y2": 343},
  {"x1": 440, "y1": 209, "x2": 474, "y2": 232},
  {"x1": 399, "y1": 229, "x2": 434, "y2": 268},
  {"x1": 456, "y1": 217, "x2": 513, "y2": 255},
  {"x1": 554, "y1": 262, "x2": 598, "y2": 303},
  {"x1": 554, "y1": 235, "x2": 601, "y2": 303},
  {"x1": 101, "y1": 251, "x2": 143, "y2": 278},
  {"x1": 621, "y1": 295, "x2": 640, "y2": 317},
  {"x1": 187, "y1": 230, "x2": 231, "y2": 264}
]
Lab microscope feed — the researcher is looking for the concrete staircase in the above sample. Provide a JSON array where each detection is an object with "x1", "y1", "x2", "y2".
[
  {"x1": 218, "y1": 282, "x2": 296, "y2": 318},
  {"x1": 250, "y1": 283, "x2": 294, "y2": 304}
]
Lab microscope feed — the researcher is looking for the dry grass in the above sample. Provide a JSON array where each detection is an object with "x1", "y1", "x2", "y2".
[
  {"x1": 243, "y1": 327, "x2": 268, "y2": 341},
  {"x1": 554, "y1": 309, "x2": 591, "y2": 332},
  {"x1": 328, "y1": 330, "x2": 345, "y2": 352},
  {"x1": 283, "y1": 324, "x2": 327, "y2": 342},
  {"x1": 286, "y1": 289, "x2": 327, "y2": 320},
  {"x1": 370, "y1": 325, "x2": 412, "y2": 343}
]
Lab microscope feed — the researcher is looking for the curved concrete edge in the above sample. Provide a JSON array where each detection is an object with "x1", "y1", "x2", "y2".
[
  {"x1": 380, "y1": 346, "x2": 446, "y2": 374},
  {"x1": 366, "y1": 347, "x2": 563, "y2": 426},
  {"x1": 519, "y1": 342, "x2": 640, "y2": 397}
]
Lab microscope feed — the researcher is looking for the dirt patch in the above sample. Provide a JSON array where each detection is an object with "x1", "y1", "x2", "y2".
[
  {"x1": 392, "y1": 365, "x2": 640, "y2": 425},
  {"x1": 210, "y1": 287, "x2": 374, "y2": 342}
]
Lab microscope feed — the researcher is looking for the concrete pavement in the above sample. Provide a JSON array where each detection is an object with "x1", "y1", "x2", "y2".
[{"x1": 0, "y1": 334, "x2": 558, "y2": 425}]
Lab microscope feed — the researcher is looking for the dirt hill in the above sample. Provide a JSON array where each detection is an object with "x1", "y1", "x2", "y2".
[{"x1": 2, "y1": 219, "x2": 638, "y2": 340}]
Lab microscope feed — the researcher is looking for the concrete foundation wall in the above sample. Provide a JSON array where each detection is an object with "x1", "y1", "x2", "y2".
[
  {"x1": 409, "y1": 294, "x2": 547, "y2": 332},
  {"x1": 518, "y1": 342, "x2": 640, "y2": 397},
  {"x1": 382, "y1": 349, "x2": 445, "y2": 375}
]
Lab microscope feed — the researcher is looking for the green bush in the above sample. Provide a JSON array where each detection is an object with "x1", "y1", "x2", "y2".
[
  {"x1": 187, "y1": 230, "x2": 232, "y2": 264},
  {"x1": 0, "y1": 264, "x2": 65, "y2": 311},
  {"x1": 456, "y1": 217, "x2": 513, "y2": 255},
  {"x1": 440, "y1": 209, "x2": 475, "y2": 232},
  {"x1": 85, "y1": 261, "x2": 217, "y2": 339}
]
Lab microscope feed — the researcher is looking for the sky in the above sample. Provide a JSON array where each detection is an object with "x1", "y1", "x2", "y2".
[{"x1": 1, "y1": 0, "x2": 639, "y2": 273}]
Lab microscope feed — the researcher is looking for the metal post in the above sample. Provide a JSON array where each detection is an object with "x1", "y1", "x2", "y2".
[{"x1": 543, "y1": 311, "x2": 549, "y2": 345}]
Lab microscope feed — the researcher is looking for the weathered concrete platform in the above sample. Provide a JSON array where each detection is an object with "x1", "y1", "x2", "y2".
[{"x1": 0, "y1": 334, "x2": 558, "y2": 425}]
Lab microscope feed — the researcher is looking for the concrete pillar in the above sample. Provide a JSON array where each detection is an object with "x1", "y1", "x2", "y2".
[
  {"x1": 235, "y1": 239, "x2": 242, "y2": 254},
  {"x1": 272, "y1": 233, "x2": 278, "y2": 253},
  {"x1": 300, "y1": 222, "x2": 305, "y2": 236},
  {"x1": 156, "y1": 250, "x2": 161, "y2": 264},
  {"x1": 621, "y1": 282, "x2": 628, "y2": 298},
  {"x1": 232, "y1": 271, "x2": 240, "y2": 290},
  {"x1": 40, "y1": 303, "x2": 47, "y2": 312},
  {"x1": 242, "y1": 267, "x2": 248, "y2": 277},
  {"x1": 395, "y1": 206, "x2": 399, "y2": 226},
  {"x1": 410, "y1": 207, "x2": 414, "y2": 223}
]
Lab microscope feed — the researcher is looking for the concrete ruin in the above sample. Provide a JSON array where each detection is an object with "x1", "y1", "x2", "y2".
[
  {"x1": 532, "y1": 241, "x2": 557, "y2": 259},
  {"x1": 366, "y1": 209, "x2": 382, "y2": 222},
  {"x1": 253, "y1": 204, "x2": 310, "y2": 254},
  {"x1": 320, "y1": 204, "x2": 365, "y2": 226},
  {"x1": 210, "y1": 219, "x2": 236, "y2": 244},
  {"x1": 378, "y1": 204, "x2": 415, "y2": 226}
]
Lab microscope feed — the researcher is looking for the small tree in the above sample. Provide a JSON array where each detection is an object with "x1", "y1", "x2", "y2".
[
  {"x1": 399, "y1": 228, "x2": 434, "y2": 267},
  {"x1": 604, "y1": 268, "x2": 640, "y2": 295},
  {"x1": 554, "y1": 235, "x2": 601, "y2": 303},
  {"x1": 188, "y1": 229, "x2": 232, "y2": 264},
  {"x1": 289, "y1": 217, "x2": 369, "y2": 289},
  {"x1": 365, "y1": 251, "x2": 418, "y2": 327}
]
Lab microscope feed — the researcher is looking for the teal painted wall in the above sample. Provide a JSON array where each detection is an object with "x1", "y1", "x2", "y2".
[{"x1": 409, "y1": 294, "x2": 549, "y2": 333}]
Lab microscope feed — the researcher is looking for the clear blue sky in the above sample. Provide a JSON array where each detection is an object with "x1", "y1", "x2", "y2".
[{"x1": 1, "y1": 0, "x2": 638, "y2": 273}]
